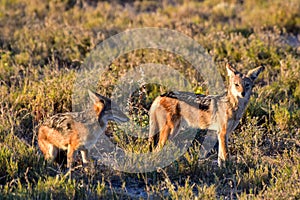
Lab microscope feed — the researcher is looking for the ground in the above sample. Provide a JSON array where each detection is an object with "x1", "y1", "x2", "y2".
[{"x1": 0, "y1": 0, "x2": 300, "y2": 199}]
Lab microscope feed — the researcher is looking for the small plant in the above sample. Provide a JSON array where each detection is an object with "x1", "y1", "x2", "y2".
[
  {"x1": 0, "y1": 0, "x2": 300, "y2": 199},
  {"x1": 273, "y1": 104, "x2": 291, "y2": 130}
]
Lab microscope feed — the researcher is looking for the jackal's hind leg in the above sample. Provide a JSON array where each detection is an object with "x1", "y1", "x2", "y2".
[
  {"x1": 38, "y1": 137, "x2": 58, "y2": 162},
  {"x1": 157, "y1": 125, "x2": 172, "y2": 151},
  {"x1": 148, "y1": 118, "x2": 158, "y2": 150},
  {"x1": 156, "y1": 114, "x2": 180, "y2": 150},
  {"x1": 168, "y1": 119, "x2": 181, "y2": 140},
  {"x1": 148, "y1": 108, "x2": 163, "y2": 151}
]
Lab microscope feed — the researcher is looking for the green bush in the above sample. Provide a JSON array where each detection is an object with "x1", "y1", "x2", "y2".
[{"x1": 0, "y1": 0, "x2": 300, "y2": 199}]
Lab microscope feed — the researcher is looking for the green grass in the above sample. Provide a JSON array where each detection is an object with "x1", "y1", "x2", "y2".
[{"x1": 0, "y1": 0, "x2": 300, "y2": 199}]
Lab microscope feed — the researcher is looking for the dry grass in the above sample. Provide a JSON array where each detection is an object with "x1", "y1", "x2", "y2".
[{"x1": 0, "y1": 0, "x2": 299, "y2": 199}]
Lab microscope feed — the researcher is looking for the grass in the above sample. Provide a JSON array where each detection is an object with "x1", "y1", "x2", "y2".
[{"x1": 0, "y1": 0, "x2": 300, "y2": 199}]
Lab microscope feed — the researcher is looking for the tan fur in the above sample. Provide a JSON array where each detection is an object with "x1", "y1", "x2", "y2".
[
  {"x1": 149, "y1": 63, "x2": 264, "y2": 166},
  {"x1": 38, "y1": 90, "x2": 129, "y2": 170}
]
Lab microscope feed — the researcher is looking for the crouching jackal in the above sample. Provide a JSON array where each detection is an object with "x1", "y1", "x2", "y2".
[
  {"x1": 148, "y1": 63, "x2": 264, "y2": 166},
  {"x1": 38, "y1": 90, "x2": 129, "y2": 170}
]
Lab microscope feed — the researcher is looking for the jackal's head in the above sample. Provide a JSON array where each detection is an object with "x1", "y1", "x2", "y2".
[
  {"x1": 226, "y1": 63, "x2": 264, "y2": 99},
  {"x1": 88, "y1": 90, "x2": 129, "y2": 123}
]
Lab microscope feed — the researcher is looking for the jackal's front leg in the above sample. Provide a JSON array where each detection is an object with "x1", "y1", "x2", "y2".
[
  {"x1": 80, "y1": 149, "x2": 90, "y2": 167},
  {"x1": 218, "y1": 126, "x2": 228, "y2": 167}
]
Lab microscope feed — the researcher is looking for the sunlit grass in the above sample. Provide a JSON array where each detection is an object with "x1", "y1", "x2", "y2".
[{"x1": 0, "y1": 0, "x2": 299, "y2": 199}]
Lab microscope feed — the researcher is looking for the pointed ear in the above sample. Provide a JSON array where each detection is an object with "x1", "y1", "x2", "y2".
[
  {"x1": 88, "y1": 90, "x2": 100, "y2": 104},
  {"x1": 88, "y1": 90, "x2": 106, "y2": 116},
  {"x1": 226, "y1": 63, "x2": 237, "y2": 77},
  {"x1": 88, "y1": 90, "x2": 107, "y2": 103},
  {"x1": 247, "y1": 66, "x2": 264, "y2": 81}
]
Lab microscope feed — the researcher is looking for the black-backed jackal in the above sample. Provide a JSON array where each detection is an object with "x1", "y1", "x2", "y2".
[
  {"x1": 38, "y1": 91, "x2": 129, "y2": 171},
  {"x1": 148, "y1": 63, "x2": 264, "y2": 166}
]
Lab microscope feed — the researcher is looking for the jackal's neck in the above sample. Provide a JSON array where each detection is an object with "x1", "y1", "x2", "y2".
[
  {"x1": 82, "y1": 108, "x2": 108, "y2": 135},
  {"x1": 226, "y1": 90, "x2": 251, "y2": 114},
  {"x1": 226, "y1": 90, "x2": 240, "y2": 110},
  {"x1": 98, "y1": 120, "x2": 108, "y2": 130}
]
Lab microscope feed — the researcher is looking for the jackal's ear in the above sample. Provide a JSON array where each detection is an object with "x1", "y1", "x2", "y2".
[
  {"x1": 226, "y1": 63, "x2": 237, "y2": 77},
  {"x1": 247, "y1": 66, "x2": 264, "y2": 81},
  {"x1": 88, "y1": 90, "x2": 106, "y2": 116},
  {"x1": 88, "y1": 90, "x2": 106, "y2": 104},
  {"x1": 88, "y1": 90, "x2": 99, "y2": 103}
]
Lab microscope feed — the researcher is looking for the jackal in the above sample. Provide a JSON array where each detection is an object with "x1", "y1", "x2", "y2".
[
  {"x1": 148, "y1": 63, "x2": 264, "y2": 166},
  {"x1": 38, "y1": 90, "x2": 129, "y2": 170}
]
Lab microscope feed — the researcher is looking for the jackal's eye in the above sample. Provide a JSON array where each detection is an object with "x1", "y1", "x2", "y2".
[
  {"x1": 234, "y1": 83, "x2": 239, "y2": 87},
  {"x1": 244, "y1": 83, "x2": 250, "y2": 89}
]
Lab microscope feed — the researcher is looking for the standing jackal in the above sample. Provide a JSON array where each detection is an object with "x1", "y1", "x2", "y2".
[
  {"x1": 38, "y1": 90, "x2": 129, "y2": 171},
  {"x1": 148, "y1": 63, "x2": 264, "y2": 166}
]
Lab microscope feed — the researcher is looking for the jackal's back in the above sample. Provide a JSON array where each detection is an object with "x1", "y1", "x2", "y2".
[
  {"x1": 161, "y1": 91, "x2": 214, "y2": 110},
  {"x1": 43, "y1": 113, "x2": 75, "y2": 135},
  {"x1": 38, "y1": 112, "x2": 91, "y2": 151}
]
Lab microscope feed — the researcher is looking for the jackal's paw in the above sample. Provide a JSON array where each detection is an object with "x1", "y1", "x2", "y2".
[
  {"x1": 81, "y1": 161, "x2": 96, "y2": 173},
  {"x1": 217, "y1": 158, "x2": 227, "y2": 168},
  {"x1": 217, "y1": 157, "x2": 232, "y2": 168},
  {"x1": 90, "y1": 155, "x2": 99, "y2": 162},
  {"x1": 153, "y1": 146, "x2": 163, "y2": 153},
  {"x1": 82, "y1": 162, "x2": 89, "y2": 168},
  {"x1": 83, "y1": 163, "x2": 96, "y2": 173},
  {"x1": 212, "y1": 160, "x2": 219, "y2": 167},
  {"x1": 63, "y1": 168, "x2": 73, "y2": 179}
]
